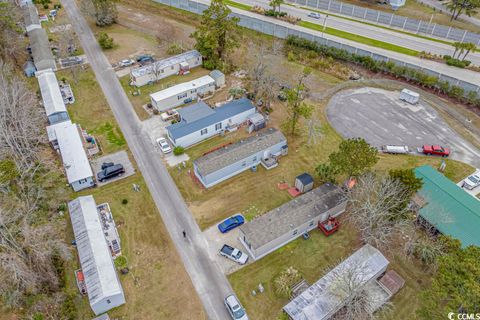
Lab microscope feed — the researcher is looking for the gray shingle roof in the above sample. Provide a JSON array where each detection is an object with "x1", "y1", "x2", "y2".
[
  {"x1": 28, "y1": 28, "x2": 56, "y2": 71},
  {"x1": 23, "y1": 3, "x2": 40, "y2": 30},
  {"x1": 240, "y1": 184, "x2": 344, "y2": 250},
  {"x1": 167, "y1": 98, "x2": 256, "y2": 140},
  {"x1": 194, "y1": 127, "x2": 286, "y2": 176},
  {"x1": 177, "y1": 101, "x2": 215, "y2": 123}
]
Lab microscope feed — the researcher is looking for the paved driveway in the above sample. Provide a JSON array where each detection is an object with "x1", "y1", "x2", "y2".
[
  {"x1": 203, "y1": 224, "x2": 252, "y2": 275},
  {"x1": 327, "y1": 87, "x2": 480, "y2": 168},
  {"x1": 457, "y1": 169, "x2": 480, "y2": 197},
  {"x1": 91, "y1": 150, "x2": 135, "y2": 186}
]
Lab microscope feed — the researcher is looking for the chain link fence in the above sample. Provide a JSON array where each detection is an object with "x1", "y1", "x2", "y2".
[
  {"x1": 153, "y1": 0, "x2": 480, "y2": 95},
  {"x1": 287, "y1": 0, "x2": 480, "y2": 45}
]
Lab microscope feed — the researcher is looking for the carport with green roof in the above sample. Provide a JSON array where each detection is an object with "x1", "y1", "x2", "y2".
[{"x1": 414, "y1": 165, "x2": 480, "y2": 247}]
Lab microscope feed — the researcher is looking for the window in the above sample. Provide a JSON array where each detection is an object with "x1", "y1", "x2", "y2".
[
  {"x1": 242, "y1": 161, "x2": 246, "y2": 167},
  {"x1": 171, "y1": 66, "x2": 174, "y2": 70},
  {"x1": 107, "y1": 299, "x2": 111, "y2": 304},
  {"x1": 253, "y1": 156, "x2": 257, "y2": 162},
  {"x1": 309, "y1": 220, "x2": 314, "y2": 227},
  {"x1": 200, "y1": 128, "x2": 208, "y2": 135},
  {"x1": 215, "y1": 122, "x2": 222, "y2": 131},
  {"x1": 293, "y1": 230, "x2": 298, "y2": 236},
  {"x1": 161, "y1": 69, "x2": 164, "y2": 73},
  {"x1": 178, "y1": 92, "x2": 187, "y2": 100}
]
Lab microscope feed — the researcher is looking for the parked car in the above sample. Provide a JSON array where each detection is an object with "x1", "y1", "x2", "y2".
[
  {"x1": 381, "y1": 145, "x2": 409, "y2": 154},
  {"x1": 97, "y1": 164, "x2": 125, "y2": 182},
  {"x1": 119, "y1": 59, "x2": 135, "y2": 67},
  {"x1": 220, "y1": 244, "x2": 249, "y2": 265},
  {"x1": 156, "y1": 137, "x2": 172, "y2": 154},
  {"x1": 160, "y1": 109, "x2": 179, "y2": 122},
  {"x1": 218, "y1": 214, "x2": 245, "y2": 233},
  {"x1": 463, "y1": 173, "x2": 480, "y2": 190},
  {"x1": 135, "y1": 54, "x2": 153, "y2": 62},
  {"x1": 224, "y1": 295, "x2": 248, "y2": 320},
  {"x1": 308, "y1": 12, "x2": 321, "y2": 19},
  {"x1": 101, "y1": 162, "x2": 114, "y2": 170},
  {"x1": 422, "y1": 145, "x2": 450, "y2": 157}
]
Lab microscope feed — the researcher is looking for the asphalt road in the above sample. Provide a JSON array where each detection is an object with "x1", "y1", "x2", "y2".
[
  {"x1": 61, "y1": 0, "x2": 233, "y2": 318},
  {"x1": 326, "y1": 87, "x2": 480, "y2": 168},
  {"x1": 240, "y1": 0, "x2": 480, "y2": 66}
]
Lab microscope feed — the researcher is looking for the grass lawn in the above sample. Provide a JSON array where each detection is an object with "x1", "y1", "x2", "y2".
[
  {"x1": 119, "y1": 67, "x2": 212, "y2": 120},
  {"x1": 228, "y1": 224, "x2": 361, "y2": 319},
  {"x1": 56, "y1": 67, "x2": 127, "y2": 155},
  {"x1": 64, "y1": 173, "x2": 206, "y2": 319},
  {"x1": 298, "y1": 21, "x2": 420, "y2": 56}
]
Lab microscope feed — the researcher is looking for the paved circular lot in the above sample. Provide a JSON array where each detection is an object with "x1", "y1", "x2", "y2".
[{"x1": 326, "y1": 87, "x2": 480, "y2": 168}]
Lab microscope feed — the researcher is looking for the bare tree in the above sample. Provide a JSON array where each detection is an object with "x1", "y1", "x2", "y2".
[
  {"x1": 57, "y1": 29, "x2": 77, "y2": 59},
  {"x1": 345, "y1": 173, "x2": 413, "y2": 252},
  {"x1": 249, "y1": 46, "x2": 278, "y2": 110}
]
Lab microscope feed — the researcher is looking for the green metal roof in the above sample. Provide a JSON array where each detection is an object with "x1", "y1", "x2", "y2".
[{"x1": 414, "y1": 165, "x2": 480, "y2": 247}]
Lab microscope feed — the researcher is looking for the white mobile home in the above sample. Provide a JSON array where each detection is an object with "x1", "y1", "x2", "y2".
[
  {"x1": 150, "y1": 75, "x2": 216, "y2": 111},
  {"x1": 46, "y1": 120, "x2": 72, "y2": 149},
  {"x1": 130, "y1": 50, "x2": 202, "y2": 87},
  {"x1": 284, "y1": 244, "x2": 389, "y2": 320},
  {"x1": 239, "y1": 184, "x2": 346, "y2": 260},
  {"x1": 166, "y1": 98, "x2": 256, "y2": 148},
  {"x1": 193, "y1": 128, "x2": 288, "y2": 188},
  {"x1": 37, "y1": 70, "x2": 69, "y2": 124},
  {"x1": 56, "y1": 123, "x2": 95, "y2": 192},
  {"x1": 28, "y1": 28, "x2": 56, "y2": 72},
  {"x1": 68, "y1": 196, "x2": 126, "y2": 315}
]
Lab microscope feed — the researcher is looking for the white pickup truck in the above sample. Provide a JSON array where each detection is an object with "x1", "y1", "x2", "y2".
[{"x1": 220, "y1": 244, "x2": 249, "y2": 265}]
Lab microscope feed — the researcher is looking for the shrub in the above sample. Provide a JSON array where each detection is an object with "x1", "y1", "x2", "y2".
[
  {"x1": 315, "y1": 163, "x2": 338, "y2": 184},
  {"x1": 97, "y1": 32, "x2": 115, "y2": 50},
  {"x1": 273, "y1": 267, "x2": 302, "y2": 298},
  {"x1": 121, "y1": 199, "x2": 128, "y2": 205},
  {"x1": 166, "y1": 42, "x2": 184, "y2": 55},
  {"x1": 443, "y1": 55, "x2": 470, "y2": 68},
  {"x1": 114, "y1": 256, "x2": 128, "y2": 270},
  {"x1": 173, "y1": 146, "x2": 185, "y2": 156},
  {"x1": 61, "y1": 292, "x2": 77, "y2": 320}
]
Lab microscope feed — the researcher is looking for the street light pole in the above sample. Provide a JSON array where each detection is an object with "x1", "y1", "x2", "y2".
[{"x1": 322, "y1": 14, "x2": 328, "y2": 37}]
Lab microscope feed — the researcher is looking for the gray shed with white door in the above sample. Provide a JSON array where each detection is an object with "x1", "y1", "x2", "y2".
[{"x1": 295, "y1": 173, "x2": 314, "y2": 193}]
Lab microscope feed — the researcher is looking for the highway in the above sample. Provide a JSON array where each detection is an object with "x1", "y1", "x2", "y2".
[
  {"x1": 61, "y1": 0, "x2": 234, "y2": 319},
  {"x1": 239, "y1": 0, "x2": 480, "y2": 66}
]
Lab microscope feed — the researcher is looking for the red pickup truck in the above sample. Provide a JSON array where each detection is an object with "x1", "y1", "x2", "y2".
[{"x1": 422, "y1": 145, "x2": 450, "y2": 157}]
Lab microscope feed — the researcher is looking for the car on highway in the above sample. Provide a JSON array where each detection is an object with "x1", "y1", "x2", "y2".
[
  {"x1": 218, "y1": 214, "x2": 245, "y2": 233},
  {"x1": 224, "y1": 295, "x2": 248, "y2": 320},
  {"x1": 220, "y1": 244, "x2": 249, "y2": 265},
  {"x1": 156, "y1": 137, "x2": 172, "y2": 154},
  {"x1": 422, "y1": 145, "x2": 450, "y2": 157},
  {"x1": 463, "y1": 173, "x2": 480, "y2": 190},
  {"x1": 97, "y1": 164, "x2": 125, "y2": 182},
  {"x1": 308, "y1": 12, "x2": 321, "y2": 19}
]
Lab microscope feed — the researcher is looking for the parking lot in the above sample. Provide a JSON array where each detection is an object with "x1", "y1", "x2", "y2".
[
  {"x1": 141, "y1": 116, "x2": 189, "y2": 166},
  {"x1": 91, "y1": 150, "x2": 135, "y2": 186},
  {"x1": 326, "y1": 87, "x2": 480, "y2": 168},
  {"x1": 203, "y1": 222, "x2": 252, "y2": 275}
]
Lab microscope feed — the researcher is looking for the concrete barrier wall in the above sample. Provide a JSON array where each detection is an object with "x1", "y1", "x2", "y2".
[
  {"x1": 286, "y1": 0, "x2": 480, "y2": 46},
  {"x1": 153, "y1": 0, "x2": 479, "y2": 94}
]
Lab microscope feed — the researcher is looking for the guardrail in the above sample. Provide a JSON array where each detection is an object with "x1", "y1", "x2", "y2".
[
  {"x1": 286, "y1": 0, "x2": 480, "y2": 46},
  {"x1": 153, "y1": 0, "x2": 480, "y2": 95}
]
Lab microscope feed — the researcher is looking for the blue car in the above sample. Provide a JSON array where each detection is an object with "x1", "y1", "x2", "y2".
[{"x1": 218, "y1": 215, "x2": 245, "y2": 233}]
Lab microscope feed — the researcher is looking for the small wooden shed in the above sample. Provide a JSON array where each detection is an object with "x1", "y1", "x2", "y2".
[{"x1": 295, "y1": 173, "x2": 314, "y2": 193}]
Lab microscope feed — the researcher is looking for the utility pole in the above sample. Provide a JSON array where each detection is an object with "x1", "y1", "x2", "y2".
[{"x1": 322, "y1": 14, "x2": 328, "y2": 37}]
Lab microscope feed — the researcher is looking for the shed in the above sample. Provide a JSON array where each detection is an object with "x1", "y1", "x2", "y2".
[
  {"x1": 295, "y1": 173, "x2": 314, "y2": 193},
  {"x1": 149, "y1": 75, "x2": 216, "y2": 111},
  {"x1": 193, "y1": 128, "x2": 288, "y2": 188},
  {"x1": 399, "y1": 88, "x2": 419, "y2": 104},
  {"x1": 246, "y1": 113, "x2": 266, "y2": 133},
  {"x1": 209, "y1": 69, "x2": 225, "y2": 87},
  {"x1": 23, "y1": 60, "x2": 36, "y2": 77},
  {"x1": 37, "y1": 70, "x2": 69, "y2": 124},
  {"x1": 55, "y1": 123, "x2": 95, "y2": 192},
  {"x1": 167, "y1": 98, "x2": 256, "y2": 148},
  {"x1": 28, "y1": 28, "x2": 56, "y2": 72},
  {"x1": 283, "y1": 244, "x2": 389, "y2": 320},
  {"x1": 239, "y1": 184, "x2": 346, "y2": 260},
  {"x1": 68, "y1": 196, "x2": 125, "y2": 315},
  {"x1": 414, "y1": 165, "x2": 480, "y2": 247}
]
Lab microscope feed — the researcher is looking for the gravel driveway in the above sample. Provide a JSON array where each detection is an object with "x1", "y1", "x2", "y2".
[{"x1": 326, "y1": 87, "x2": 480, "y2": 168}]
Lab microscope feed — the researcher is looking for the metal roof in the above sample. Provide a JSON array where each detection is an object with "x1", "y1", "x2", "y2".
[
  {"x1": 131, "y1": 50, "x2": 201, "y2": 78},
  {"x1": 284, "y1": 244, "x2": 389, "y2": 320},
  {"x1": 68, "y1": 196, "x2": 124, "y2": 308},
  {"x1": 23, "y1": 3, "x2": 40, "y2": 31},
  {"x1": 177, "y1": 101, "x2": 215, "y2": 123},
  {"x1": 194, "y1": 127, "x2": 286, "y2": 176},
  {"x1": 209, "y1": 69, "x2": 224, "y2": 80},
  {"x1": 296, "y1": 173, "x2": 314, "y2": 185},
  {"x1": 240, "y1": 184, "x2": 344, "y2": 250},
  {"x1": 167, "y1": 98, "x2": 256, "y2": 140},
  {"x1": 37, "y1": 70, "x2": 67, "y2": 117},
  {"x1": 247, "y1": 112, "x2": 265, "y2": 124},
  {"x1": 46, "y1": 120, "x2": 72, "y2": 142},
  {"x1": 56, "y1": 123, "x2": 93, "y2": 183},
  {"x1": 149, "y1": 75, "x2": 214, "y2": 102},
  {"x1": 28, "y1": 28, "x2": 56, "y2": 71},
  {"x1": 415, "y1": 165, "x2": 480, "y2": 247}
]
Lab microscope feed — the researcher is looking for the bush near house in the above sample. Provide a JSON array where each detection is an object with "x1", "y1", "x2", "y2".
[
  {"x1": 286, "y1": 36, "x2": 480, "y2": 109},
  {"x1": 173, "y1": 146, "x2": 185, "y2": 156}
]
